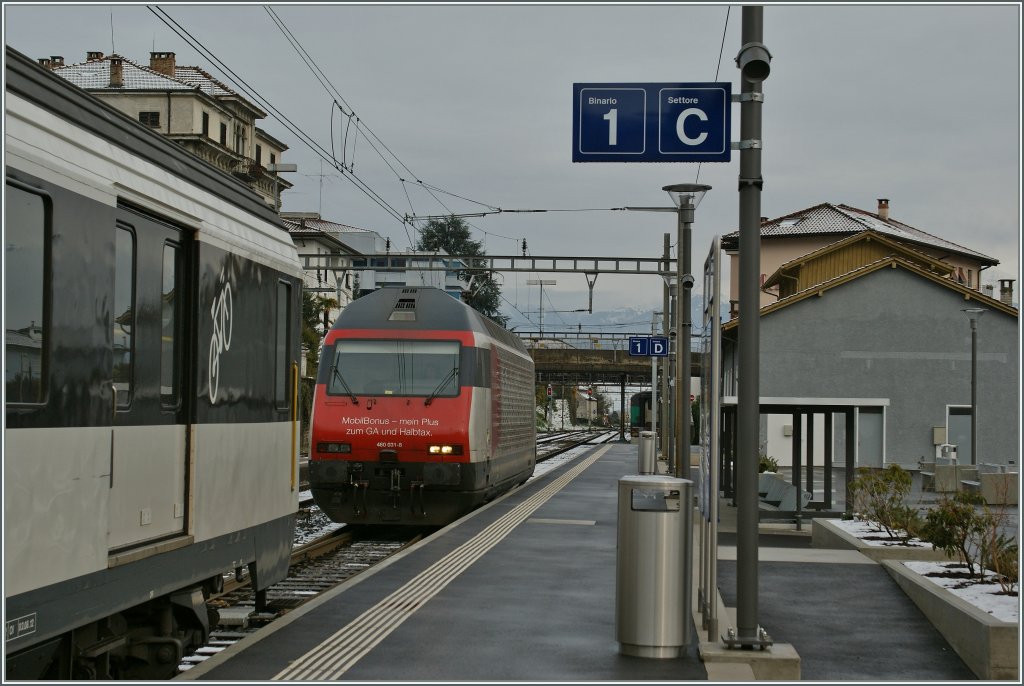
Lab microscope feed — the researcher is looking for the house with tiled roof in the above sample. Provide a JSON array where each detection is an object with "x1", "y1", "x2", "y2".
[
  {"x1": 721, "y1": 199, "x2": 1003, "y2": 315},
  {"x1": 39, "y1": 51, "x2": 291, "y2": 208},
  {"x1": 719, "y1": 230, "x2": 1018, "y2": 484}
]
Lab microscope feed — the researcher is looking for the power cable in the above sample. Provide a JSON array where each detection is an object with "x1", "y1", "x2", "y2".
[{"x1": 148, "y1": 6, "x2": 408, "y2": 225}]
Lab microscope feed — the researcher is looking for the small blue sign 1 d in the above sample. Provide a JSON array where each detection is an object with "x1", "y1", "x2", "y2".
[
  {"x1": 573, "y1": 82, "x2": 731, "y2": 163},
  {"x1": 629, "y1": 336, "x2": 669, "y2": 357}
]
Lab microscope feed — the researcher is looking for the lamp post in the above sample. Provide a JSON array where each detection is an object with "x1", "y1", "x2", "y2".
[
  {"x1": 962, "y1": 308, "x2": 985, "y2": 465},
  {"x1": 663, "y1": 183, "x2": 711, "y2": 480},
  {"x1": 526, "y1": 279, "x2": 556, "y2": 337}
]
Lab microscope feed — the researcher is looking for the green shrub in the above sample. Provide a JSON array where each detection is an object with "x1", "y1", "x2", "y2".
[
  {"x1": 920, "y1": 491, "x2": 988, "y2": 576},
  {"x1": 849, "y1": 465, "x2": 920, "y2": 542},
  {"x1": 758, "y1": 452, "x2": 778, "y2": 474}
]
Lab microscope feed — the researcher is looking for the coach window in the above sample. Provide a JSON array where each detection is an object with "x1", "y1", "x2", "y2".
[
  {"x1": 160, "y1": 242, "x2": 180, "y2": 407},
  {"x1": 113, "y1": 225, "x2": 135, "y2": 407},
  {"x1": 4, "y1": 182, "x2": 49, "y2": 404},
  {"x1": 275, "y1": 281, "x2": 292, "y2": 407}
]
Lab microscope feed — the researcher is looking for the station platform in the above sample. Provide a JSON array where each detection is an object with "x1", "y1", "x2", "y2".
[{"x1": 179, "y1": 442, "x2": 976, "y2": 682}]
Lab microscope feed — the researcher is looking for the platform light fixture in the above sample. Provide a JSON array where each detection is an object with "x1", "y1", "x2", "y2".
[{"x1": 663, "y1": 183, "x2": 711, "y2": 479}]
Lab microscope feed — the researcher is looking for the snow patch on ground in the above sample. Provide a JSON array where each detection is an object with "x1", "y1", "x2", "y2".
[
  {"x1": 828, "y1": 518, "x2": 1019, "y2": 624},
  {"x1": 829, "y1": 517, "x2": 932, "y2": 547},
  {"x1": 901, "y1": 560, "x2": 1019, "y2": 623}
]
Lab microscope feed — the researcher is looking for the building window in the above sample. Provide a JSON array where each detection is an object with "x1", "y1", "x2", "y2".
[
  {"x1": 4, "y1": 182, "x2": 49, "y2": 405},
  {"x1": 270, "y1": 153, "x2": 276, "y2": 165},
  {"x1": 219, "y1": 122, "x2": 227, "y2": 146},
  {"x1": 255, "y1": 144, "x2": 262, "y2": 165},
  {"x1": 139, "y1": 111, "x2": 160, "y2": 128},
  {"x1": 201, "y1": 112, "x2": 209, "y2": 137}
]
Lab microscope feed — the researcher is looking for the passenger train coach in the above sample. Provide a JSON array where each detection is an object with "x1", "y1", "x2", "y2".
[
  {"x1": 309, "y1": 287, "x2": 537, "y2": 527},
  {"x1": 4, "y1": 47, "x2": 303, "y2": 679}
]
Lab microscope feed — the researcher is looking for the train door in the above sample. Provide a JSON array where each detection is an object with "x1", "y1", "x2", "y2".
[{"x1": 108, "y1": 206, "x2": 191, "y2": 551}]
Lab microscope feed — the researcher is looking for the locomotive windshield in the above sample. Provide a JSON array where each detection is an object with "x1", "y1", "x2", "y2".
[{"x1": 328, "y1": 340, "x2": 461, "y2": 397}]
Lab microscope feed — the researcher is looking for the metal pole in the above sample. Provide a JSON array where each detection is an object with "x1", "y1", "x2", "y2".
[
  {"x1": 662, "y1": 234, "x2": 672, "y2": 464},
  {"x1": 674, "y1": 208, "x2": 686, "y2": 479},
  {"x1": 680, "y1": 206, "x2": 693, "y2": 480},
  {"x1": 539, "y1": 282, "x2": 544, "y2": 337},
  {"x1": 735, "y1": 4, "x2": 770, "y2": 647},
  {"x1": 971, "y1": 318, "x2": 978, "y2": 466},
  {"x1": 651, "y1": 315, "x2": 658, "y2": 444}
]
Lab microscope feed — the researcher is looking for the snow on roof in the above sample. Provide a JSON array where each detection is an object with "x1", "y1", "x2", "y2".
[
  {"x1": 282, "y1": 217, "x2": 375, "y2": 234},
  {"x1": 53, "y1": 54, "x2": 194, "y2": 90},
  {"x1": 173, "y1": 65, "x2": 237, "y2": 97},
  {"x1": 722, "y1": 202, "x2": 996, "y2": 264}
]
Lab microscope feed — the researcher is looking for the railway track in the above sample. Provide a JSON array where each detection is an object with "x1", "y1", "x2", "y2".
[{"x1": 176, "y1": 430, "x2": 616, "y2": 675}]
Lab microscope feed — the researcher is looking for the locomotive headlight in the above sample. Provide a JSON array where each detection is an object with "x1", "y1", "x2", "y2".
[
  {"x1": 318, "y1": 442, "x2": 352, "y2": 454},
  {"x1": 429, "y1": 445, "x2": 462, "y2": 455}
]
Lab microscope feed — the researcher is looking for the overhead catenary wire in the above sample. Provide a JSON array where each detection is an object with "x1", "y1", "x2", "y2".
[
  {"x1": 695, "y1": 5, "x2": 731, "y2": 186},
  {"x1": 147, "y1": 5, "x2": 408, "y2": 226},
  {"x1": 264, "y1": 5, "x2": 500, "y2": 238}
]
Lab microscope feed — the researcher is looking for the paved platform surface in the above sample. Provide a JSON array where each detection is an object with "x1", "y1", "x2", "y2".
[{"x1": 179, "y1": 442, "x2": 978, "y2": 681}]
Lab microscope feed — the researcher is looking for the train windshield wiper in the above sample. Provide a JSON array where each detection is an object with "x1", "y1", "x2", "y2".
[
  {"x1": 424, "y1": 366, "x2": 458, "y2": 406},
  {"x1": 331, "y1": 364, "x2": 359, "y2": 404}
]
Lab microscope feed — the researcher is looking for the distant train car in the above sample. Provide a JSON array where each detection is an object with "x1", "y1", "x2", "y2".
[
  {"x1": 309, "y1": 287, "x2": 536, "y2": 526},
  {"x1": 629, "y1": 391, "x2": 654, "y2": 437},
  {"x1": 4, "y1": 47, "x2": 302, "y2": 679}
]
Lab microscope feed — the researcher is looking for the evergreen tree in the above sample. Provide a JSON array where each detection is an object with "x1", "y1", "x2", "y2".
[{"x1": 415, "y1": 215, "x2": 507, "y2": 325}]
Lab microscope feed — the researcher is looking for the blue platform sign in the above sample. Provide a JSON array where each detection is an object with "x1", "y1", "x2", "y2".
[
  {"x1": 573, "y1": 82, "x2": 731, "y2": 163},
  {"x1": 629, "y1": 336, "x2": 650, "y2": 356},
  {"x1": 650, "y1": 336, "x2": 669, "y2": 357},
  {"x1": 629, "y1": 336, "x2": 669, "y2": 357}
]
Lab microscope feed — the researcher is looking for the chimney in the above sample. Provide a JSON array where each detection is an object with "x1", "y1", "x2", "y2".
[
  {"x1": 877, "y1": 198, "x2": 890, "y2": 221},
  {"x1": 999, "y1": 279, "x2": 1015, "y2": 306},
  {"x1": 982, "y1": 284, "x2": 995, "y2": 298},
  {"x1": 49, "y1": 56, "x2": 64, "y2": 68},
  {"x1": 37, "y1": 57, "x2": 51, "y2": 69},
  {"x1": 87, "y1": 51, "x2": 104, "y2": 61},
  {"x1": 149, "y1": 51, "x2": 176, "y2": 76},
  {"x1": 109, "y1": 58, "x2": 123, "y2": 88}
]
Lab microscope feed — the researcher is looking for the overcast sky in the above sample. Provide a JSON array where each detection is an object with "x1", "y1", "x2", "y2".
[{"x1": 4, "y1": 3, "x2": 1020, "y2": 330}]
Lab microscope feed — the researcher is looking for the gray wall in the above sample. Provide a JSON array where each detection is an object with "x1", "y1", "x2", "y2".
[{"x1": 723, "y1": 267, "x2": 1019, "y2": 468}]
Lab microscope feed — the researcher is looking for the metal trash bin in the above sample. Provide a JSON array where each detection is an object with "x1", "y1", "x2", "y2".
[
  {"x1": 615, "y1": 475, "x2": 692, "y2": 658},
  {"x1": 638, "y1": 431, "x2": 656, "y2": 474}
]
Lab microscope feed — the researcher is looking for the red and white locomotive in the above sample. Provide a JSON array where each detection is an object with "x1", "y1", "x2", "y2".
[{"x1": 309, "y1": 287, "x2": 536, "y2": 526}]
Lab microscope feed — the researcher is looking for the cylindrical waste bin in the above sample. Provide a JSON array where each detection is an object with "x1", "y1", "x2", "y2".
[
  {"x1": 638, "y1": 431, "x2": 656, "y2": 474},
  {"x1": 615, "y1": 474, "x2": 692, "y2": 658}
]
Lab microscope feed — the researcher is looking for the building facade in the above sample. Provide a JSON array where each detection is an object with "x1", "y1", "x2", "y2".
[
  {"x1": 722, "y1": 251, "x2": 1018, "y2": 471},
  {"x1": 41, "y1": 51, "x2": 291, "y2": 208}
]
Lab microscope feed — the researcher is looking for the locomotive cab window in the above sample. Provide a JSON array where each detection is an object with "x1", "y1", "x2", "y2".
[
  {"x1": 4, "y1": 182, "x2": 49, "y2": 405},
  {"x1": 328, "y1": 340, "x2": 460, "y2": 398}
]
